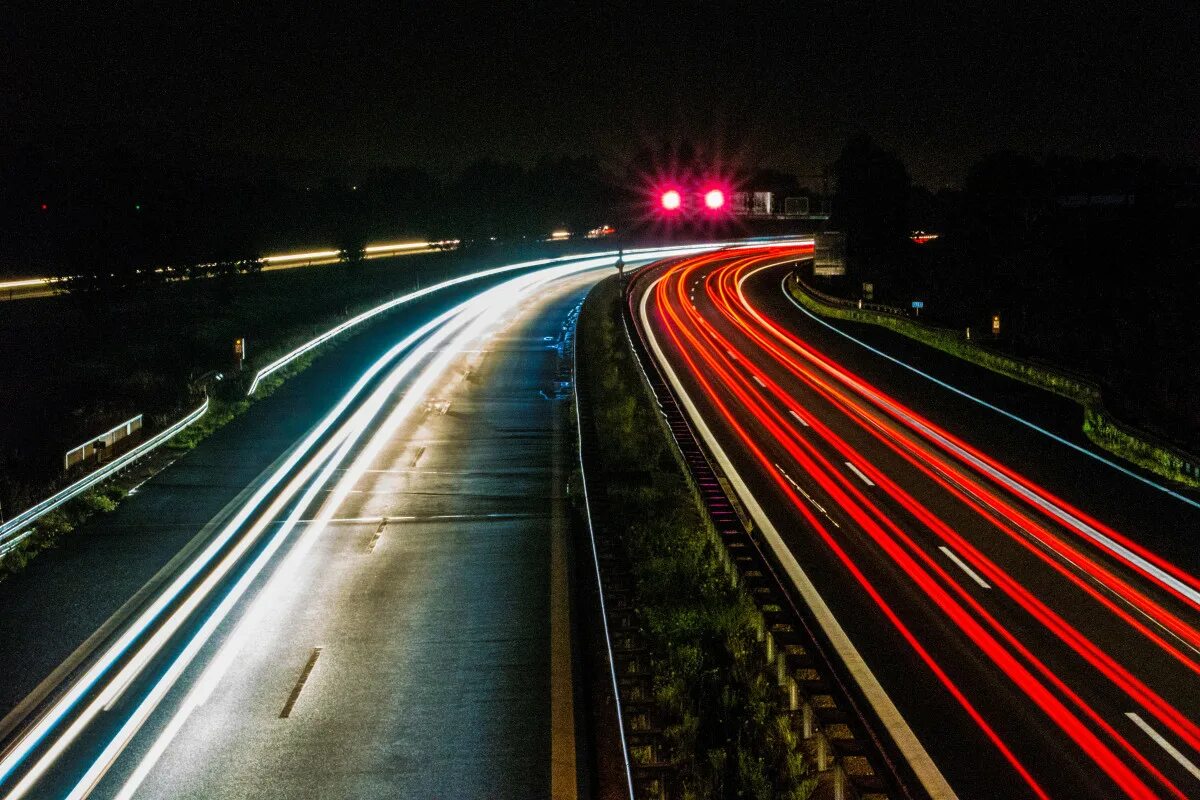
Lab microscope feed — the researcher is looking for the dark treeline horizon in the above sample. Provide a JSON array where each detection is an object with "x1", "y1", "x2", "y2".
[
  {"x1": 0, "y1": 142, "x2": 626, "y2": 280},
  {"x1": 6, "y1": 136, "x2": 1200, "y2": 281},
  {"x1": 827, "y1": 134, "x2": 1200, "y2": 451}
]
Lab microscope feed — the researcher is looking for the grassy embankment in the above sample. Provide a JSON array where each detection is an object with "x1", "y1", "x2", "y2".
[
  {"x1": 575, "y1": 277, "x2": 814, "y2": 799},
  {"x1": 785, "y1": 273, "x2": 1200, "y2": 490},
  {"x1": 0, "y1": 252, "x2": 469, "y2": 578}
]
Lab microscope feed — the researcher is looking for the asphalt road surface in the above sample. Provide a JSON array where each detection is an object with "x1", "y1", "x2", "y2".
[
  {"x1": 0, "y1": 258, "x2": 621, "y2": 799},
  {"x1": 633, "y1": 246, "x2": 1200, "y2": 800},
  {"x1": 119, "y1": 267, "x2": 598, "y2": 799}
]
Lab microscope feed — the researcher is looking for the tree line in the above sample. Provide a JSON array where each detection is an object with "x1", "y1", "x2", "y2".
[
  {"x1": 0, "y1": 145, "x2": 621, "y2": 286},
  {"x1": 829, "y1": 135, "x2": 1200, "y2": 450}
]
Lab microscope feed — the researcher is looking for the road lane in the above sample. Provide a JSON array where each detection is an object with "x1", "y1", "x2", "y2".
[
  {"x1": 113, "y1": 268, "x2": 596, "y2": 799},
  {"x1": 634, "y1": 248, "x2": 1200, "y2": 799}
]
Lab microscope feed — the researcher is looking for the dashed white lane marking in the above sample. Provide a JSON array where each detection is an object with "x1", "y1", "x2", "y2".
[
  {"x1": 646, "y1": 278, "x2": 954, "y2": 799},
  {"x1": 787, "y1": 409, "x2": 810, "y2": 427},
  {"x1": 845, "y1": 461, "x2": 876, "y2": 487},
  {"x1": 774, "y1": 463, "x2": 840, "y2": 528},
  {"x1": 279, "y1": 647, "x2": 322, "y2": 719},
  {"x1": 938, "y1": 546, "x2": 992, "y2": 590},
  {"x1": 368, "y1": 518, "x2": 388, "y2": 553},
  {"x1": 751, "y1": 375, "x2": 766, "y2": 387},
  {"x1": 1126, "y1": 712, "x2": 1200, "y2": 781}
]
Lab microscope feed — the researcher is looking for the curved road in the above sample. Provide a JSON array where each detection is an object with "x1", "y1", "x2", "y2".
[{"x1": 633, "y1": 246, "x2": 1200, "y2": 799}]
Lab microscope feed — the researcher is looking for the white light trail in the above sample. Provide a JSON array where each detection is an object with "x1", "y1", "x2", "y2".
[
  {"x1": 88, "y1": 262, "x2": 600, "y2": 799},
  {"x1": 0, "y1": 239, "x2": 785, "y2": 797}
]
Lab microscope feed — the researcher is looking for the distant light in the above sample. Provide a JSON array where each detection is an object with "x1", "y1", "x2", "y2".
[
  {"x1": 549, "y1": 229, "x2": 571, "y2": 241},
  {"x1": 135, "y1": 204, "x2": 142, "y2": 211},
  {"x1": 703, "y1": 189, "x2": 726, "y2": 210},
  {"x1": 660, "y1": 189, "x2": 682, "y2": 210},
  {"x1": 40, "y1": 203, "x2": 48, "y2": 212}
]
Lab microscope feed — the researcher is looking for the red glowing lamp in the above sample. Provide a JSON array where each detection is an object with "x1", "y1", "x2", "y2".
[
  {"x1": 703, "y1": 188, "x2": 726, "y2": 210},
  {"x1": 660, "y1": 189, "x2": 682, "y2": 210}
]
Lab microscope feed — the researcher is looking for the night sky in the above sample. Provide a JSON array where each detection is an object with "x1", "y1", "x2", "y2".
[{"x1": 6, "y1": 1, "x2": 1198, "y2": 187}]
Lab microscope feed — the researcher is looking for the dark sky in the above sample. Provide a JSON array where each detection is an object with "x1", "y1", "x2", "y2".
[{"x1": 6, "y1": 0, "x2": 1199, "y2": 187}]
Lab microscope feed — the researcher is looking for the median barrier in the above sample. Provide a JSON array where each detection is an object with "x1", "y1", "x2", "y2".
[{"x1": 608, "y1": 270, "x2": 901, "y2": 799}]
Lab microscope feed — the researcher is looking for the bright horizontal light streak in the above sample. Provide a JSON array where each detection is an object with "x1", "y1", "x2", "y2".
[
  {"x1": 0, "y1": 278, "x2": 50, "y2": 290},
  {"x1": 362, "y1": 241, "x2": 431, "y2": 253},
  {"x1": 79, "y1": 263, "x2": 602, "y2": 799},
  {"x1": 261, "y1": 249, "x2": 342, "y2": 264}
]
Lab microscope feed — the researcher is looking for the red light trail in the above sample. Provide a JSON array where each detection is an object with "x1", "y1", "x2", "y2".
[{"x1": 634, "y1": 246, "x2": 1200, "y2": 798}]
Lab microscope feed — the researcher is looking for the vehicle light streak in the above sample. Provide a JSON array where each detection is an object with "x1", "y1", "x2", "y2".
[
  {"x1": 703, "y1": 257, "x2": 1200, "y2": 768},
  {"x1": 639, "y1": 249, "x2": 1200, "y2": 797},
  {"x1": 778, "y1": 274, "x2": 1200, "y2": 521},
  {"x1": 711, "y1": 261, "x2": 1200, "y2": 661},
  {"x1": 80, "y1": 263, "x2": 561, "y2": 800},
  {"x1": 659, "y1": 264, "x2": 1165, "y2": 798},
  {"x1": 1, "y1": 300, "x2": 474, "y2": 799},
  {"x1": 0, "y1": 242, "x2": 755, "y2": 798},
  {"x1": 648, "y1": 261, "x2": 1053, "y2": 798}
]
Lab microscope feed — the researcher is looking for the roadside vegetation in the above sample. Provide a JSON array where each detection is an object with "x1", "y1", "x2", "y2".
[
  {"x1": 0, "y1": 245, "x2": 552, "y2": 578},
  {"x1": 576, "y1": 277, "x2": 813, "y2": 800},
  {"x1": 1, "y1": 246, "x2": 483, "y2": 513},
  {"x1": 827, "y1": 136, "x2": 1200, "y2": 455},
  {"x1": 786, "y1": 273, "x2": 1200, "y2": 489}
]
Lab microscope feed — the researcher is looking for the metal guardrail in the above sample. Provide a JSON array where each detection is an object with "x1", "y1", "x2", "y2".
[
  {"x1": 572, "y1": 305, "x2": 638, "y2": 800},
  {"x1": 622, "y1": 265, "x2": 910, "y2": 799},
  {"x1": 0, "y1": 399, "x2": 209, "y2": 557}
]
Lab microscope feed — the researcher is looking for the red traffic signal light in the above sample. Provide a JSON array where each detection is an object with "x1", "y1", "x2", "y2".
[
  {"x1": 703, "y1": 188, "x2": 726, "y2": 210},
  {"x1": 660, "y1": 189, "x2": 682, "y2": 210}
]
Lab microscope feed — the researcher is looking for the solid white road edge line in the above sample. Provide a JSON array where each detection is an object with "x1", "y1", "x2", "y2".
[{"x1": 639, "y1": 275, "x2": 958, "y2": 800}]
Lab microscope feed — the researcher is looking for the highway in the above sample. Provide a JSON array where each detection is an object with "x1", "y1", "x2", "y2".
[
  {"x1": 0, "y1": 244, "x2": 732, "y2": 799},
  {"x1": 632, "y1": 246, "x2": 1200, "y2": 799}
]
